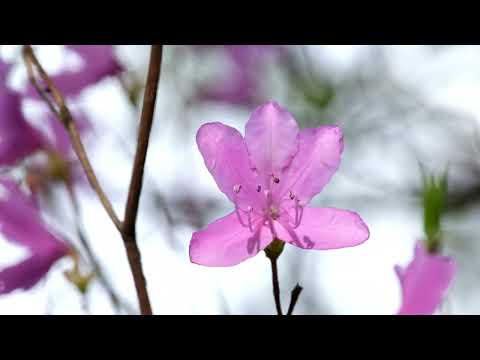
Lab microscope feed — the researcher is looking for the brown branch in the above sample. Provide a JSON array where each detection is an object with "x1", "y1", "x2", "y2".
[
  {"x1": 123, "y1": 45, "x2": 162, "y2": 236},
  {"x1": 23, "y1": 45, "x2": 163, "y2": 315},
  {"x1": 119, "y1": 45, "x2": 163, "y2": 315},
  {"x1": 22, "y1": 45, "x2": 123, "y2": 232}
]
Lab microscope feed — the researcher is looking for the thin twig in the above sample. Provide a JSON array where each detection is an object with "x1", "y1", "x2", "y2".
[
  {"x1": 123, "y1": 45, "x2": 162, "y2": 236},
  {"x1": 22, "y1": 45, "x2": 123, "y2": 232},
  {"x1": 286, "y1": 283, "x2": 303, "y2": 315},
  {"x1": 66, "y1": 185, "x2": 135, "y2": 315},
  {"x1": 269, "y1": 257, "x2": 283, "y2": 315},
  {"x1": 23, "y1": 45, "x2": 163, "y2": 315}
]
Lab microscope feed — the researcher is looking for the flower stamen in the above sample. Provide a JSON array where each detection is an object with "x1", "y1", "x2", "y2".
[
  {"x1": 233, "y1": 184, "x2": 248, "y2": 229},
  {"x1": 247, "y1": 206, "x2": 254, "y2": 232},
  {"x1": 293, "y1": 199, "x2": 304, "y2": 229}
]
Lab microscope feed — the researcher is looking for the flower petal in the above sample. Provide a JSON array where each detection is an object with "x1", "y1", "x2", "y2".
[
  {"x1": 200, "y1": 70, "x2": 257, "y2": 106},
  {"x1": 189, "y1": 211, "x2": 272, "y2": 267},
  {"x1": 197, "y1": 122, "x2": 262, "y2": 209},
  {"x1": 0, "y1": 66, "x2": 42, "y2": 166},
  {"x1": 397, "y1": 241, "x2": 456, "y2": 315},
  {"x1": 0, "y1": 246, "x2": 67, "y2": 295},
  {"x1": 43, "y1": 110, "x2": 90, "y2": 156},
  {"x1": 244, "y1": 101, "x2": 299, "y2": 186},
  {"x1": 0, "y1": 179, "x2": 69, "y2": 294},
  {"x1": 279, "y1": 206, "x2": 370, "y2": 250},
  {"x1": 0, "y1": 179, "x2": 66, "y2": 252},
  {"x1": 25, "y1": 45, "x2": 122, "y2": 98},
  {"x1": 276, "y1": 126, "x2": 343, "y2": 204}
]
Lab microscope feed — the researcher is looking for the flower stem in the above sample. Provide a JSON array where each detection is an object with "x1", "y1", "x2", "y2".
[
  {"x1": 265, "y1": 239, "x2": 303, "y2": 316},
  {"x1": 286, "y1": 283, "x2": 303, "y2": 315},
  {"x1": 268, "y1": 256, "x2": 283, "y2": 315}
]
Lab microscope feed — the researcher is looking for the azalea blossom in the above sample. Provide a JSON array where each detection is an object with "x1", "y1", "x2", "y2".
[
  {"x1": 24, "y1": 111, "x2": 91, "y2": 191},
  {"x1": 190, "y1": 101, "x2": 370, "y2": 266},
  {"x1": 0, "y1": 59, "x2": 90, "y2": 187},
  {"x1": 395, "y1": 241, "x2": 456, "y2": 315},
  {"x1": 197, "y1": 46, "x2": 285, "y2": 106},
  {"x1": 25, "y1": 45, "x2": 123, "y2": 99},
  {"x1": 0, "y1": 178, "x2": 70, "y2": 295},
  {"x1": 0, "y1": 61, "x2": 43, "y2": 166}
]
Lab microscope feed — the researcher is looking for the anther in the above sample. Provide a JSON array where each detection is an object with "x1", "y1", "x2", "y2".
[
  {"x1": 289, "y1": 191, "x2": 295, "y2": 200},
  {"x1": 233, "y1": 184, "x2": 242, "y2": 194},
  {"x1": 271, "y1": 174, "x2": 280, "y2": 184},
  {"x1": 256, "y1": 185, "x2": 262, "y2": 192}
]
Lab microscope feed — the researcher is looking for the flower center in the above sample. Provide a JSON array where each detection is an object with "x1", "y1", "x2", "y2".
[
  {"x1": 269, "y1": 206, "x2": 279, "y2": 220},
  {"x1": 232, "y1": 174, "x2": 305, "y2": 233}
]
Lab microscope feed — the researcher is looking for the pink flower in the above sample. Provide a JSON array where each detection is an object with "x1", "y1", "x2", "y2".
[
  {"x1": 0, "y1": 61, "x2": 43, "y2": 166},
  {"x1": 1, "y1": 60, "x2": 91, "y2": 185},
  {"x1": 190, "y1": 101, "x2": 370, "y2": 266},
  {"x1": 25, "y1": 45, "x2": 123, "y2": 99},
  {"x1": 395, "y1": 241, "x2": 456, "y2": 315},
  {"x1": 24, "y1": 111, "x2": 91, "y2": 191},
  {"x1": 197, "y1": 46, "x2": 285, "y2": 106},
  {"x1": 0, "y1": 178, "x2": 69, "y2": 294}
]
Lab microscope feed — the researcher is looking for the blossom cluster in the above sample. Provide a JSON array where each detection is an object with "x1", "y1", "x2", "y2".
[{"x1": 0, "y1": 46, "x2": 122, "y2": 295}]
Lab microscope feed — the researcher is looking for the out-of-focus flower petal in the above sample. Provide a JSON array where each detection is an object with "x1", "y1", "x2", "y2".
[
  {"x1": 0, "y1": 62, "x2": 43, "y2": 166},
  {"x1": 0, "y1": 247, "x2": 66, "y2": 295},
  {"x1": 0, "y1": 179, "x2": 65, "y2": 251},
  {"x1": 396, "y1": 241, "x2": 456, "y2": 315},
  {"x1": 200, "y1": 71, "x2": 257, "y2": 106},
  {"x1": 0, "y1": 178, "x2": 69, "y2": 294},
  {"x1": 43, "y1": 110, "x2": 90, "y2": 156},
  {"x1": 25, "y1": 45, "x2": 122, "y2": 98},
  {"x1": 189, "y1": 212, "x2": 272, "y2": 267}
]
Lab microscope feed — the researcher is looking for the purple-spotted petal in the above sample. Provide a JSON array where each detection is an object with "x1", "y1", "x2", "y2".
[
  {"x1": 279, "y1": 206, "x2": 369, "y2": 250},
  {"x1": 396, "y1": 241, "x2": 456, "y2": 315},
  {"x1": 189, "y1": 211, "x2": 272, "y2": 267},
  {"x1": 276, "y1": 126, "x2": 343, "y2": 205},
  {"x1": 197, "y1": 122, "x2": 262, "y2": 209},
  {"x1": 244, "y1": 101, "x2": 299, "y2": 186}
]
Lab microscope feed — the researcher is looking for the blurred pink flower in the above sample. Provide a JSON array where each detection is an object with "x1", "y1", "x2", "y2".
[
  {"x1": 0, "y1": 178, "x2": 69, "y2": 295},
  {"x1": 197, "y1": 46, "x2": 285, "y2": 106},
  {"x1": 395, "y1": 241, "x2": 456, "y2": 315},
  {"x1": 0, "y1": 61, "x2": 43, "y2": 166},
  {"x1": 190, "y1": 101, "x2": 369, "y2": 266},
  {"x1": 24, "y1": 111, "x2": 92, "y2": 190},
  {"x1": 25, "y1": 45, "x2": 123, "y2": 99},
  {"x1": 0, "y1": 59, "x2": 91, "y2": 186}
]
